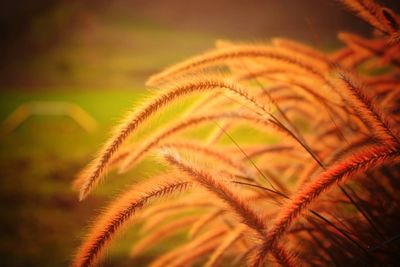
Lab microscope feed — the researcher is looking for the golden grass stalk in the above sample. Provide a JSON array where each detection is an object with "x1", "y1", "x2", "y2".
[
  {"x1": 130, "y1": 216, "x2": 199, "y2": 257},
  {"x1": 339, "y1": 73, "x2": 400, "y2": 147},
  {"x1": 380, "y1": 7, "x2": 400, "y2": 34},
  {"x1": 118, "y1": 113, "x2": 242, "y2": 173},
  {"x1": 338, "y1": 32, "x2": 384, "y2": 55},
  {"x1": 165, "y1": 141, "x2": 245, "y2": 171},
  {"x1": 116, "y1": 116, "x2": 218, "y2": 172},
  {"x1": 272, "y1": 38, "x2": 331, "y2": 66},
  {"x1": 338, "y1": 32, "x2": 400, "y2": 67},
  {"x1": 73, "y1": 2, "x2": 400, "y2": 265},
  {"x1": 188, "y1": 209, "x2": 224, "y2": 238},
  {"x1": 296, "y1": 136, "x2": 378, "y2": 189},
  {"x1": 118, "y1": 107, "x2": 308, "y2": 174},
  {"x1": 164, "y1": 150, "x2": 299, "y2": 267},
  {"x1": 339, "y1": 0, "x2": 388, "y2": 33},
  {"x1": 150, "y1": 227, "x2": 227, "y2": 267},
  {"x1": 139, "y1": 209, "x2": 187, "y2": 233},
  {"x1": 269, "y1": 244, "x2": 299, "y2": 267},
  {"x1": 245, "y1": 145, "x2": 295, "y2": 159},
  {"x1": 204, "y1": 225, "x2": 246, "y2": 267},
  {"x1": 77, "y1": 78, "x2": 269, "y2": 200},
  {"x1": 146, "y1": 45, "x2": 331, "y2": 88},
  {"x1": 71, "y1": 176, "x2": 191, "y2": 267},
  {"x1": 138, "y1": 196, "x2": 217, "y2": 232},
  {"x1": 168, "y1": 237, "x2": 223, "y2": 267},
  {"x1": 163, "y1": 149, "x2": 267, "y2": 235},
  {"x1": 139, "y1": 194, "x2": 214, "y2": 218},
  {"x1": 250, "y1": 145, "x2": 399, "y2": 267}
]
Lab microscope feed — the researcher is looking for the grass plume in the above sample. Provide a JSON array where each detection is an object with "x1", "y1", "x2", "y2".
[{"x1": 73, "y1": 1, "x2": 400, "y2": 265}]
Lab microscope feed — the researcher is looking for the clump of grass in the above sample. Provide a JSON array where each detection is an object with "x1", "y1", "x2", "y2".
[{"x1": 72, "y1": 1, "x2": 400, "y2": 266}]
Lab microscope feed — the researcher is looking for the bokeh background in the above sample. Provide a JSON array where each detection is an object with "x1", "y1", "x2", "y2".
[{"x1": 0, "y1": 0, "x2": 398, "y2": 266}]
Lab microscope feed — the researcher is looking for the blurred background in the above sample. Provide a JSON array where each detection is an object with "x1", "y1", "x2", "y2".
[{"x1": 0, "y1": 0, "x2": 398, "y2": 266}]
